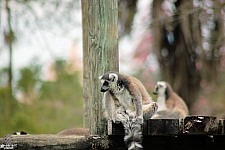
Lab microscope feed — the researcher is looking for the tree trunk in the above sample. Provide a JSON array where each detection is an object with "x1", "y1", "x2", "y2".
[
  {"x1": 5, "y1": 0, "x2": 14, "y2": 95},
  {"x1": 152, "y1": 0, "x2": 225, "y2": 111},
  {"x1": 82, "y1": 0, "x2": 119, "y2": 135},
  {"x1": 152, "y1": 0, "x2": 201, "y2": 109}
]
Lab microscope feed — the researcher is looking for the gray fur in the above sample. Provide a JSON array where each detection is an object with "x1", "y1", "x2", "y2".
[
  {"x1": 120, "y1": 111, "x2": 143, "y2": 150},
  {"x1": 99, "y1": 71, "x2": 158, "y2": 123},
  {"x1": 99, "y1": 71, "x2": 158, "y2": 149}
]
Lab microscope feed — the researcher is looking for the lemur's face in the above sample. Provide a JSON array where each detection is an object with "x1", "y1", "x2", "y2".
[
  {"x1": 99, "y1": 72, "x2": 118, "y2": 92},
  {"x1": 153, "y1": 81, "x2": 167, "y2": 95}
]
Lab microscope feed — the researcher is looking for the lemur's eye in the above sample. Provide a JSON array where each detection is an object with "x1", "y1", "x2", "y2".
[
  {"x1": 111, "y1": 77, "x2": 115, "y2": 82},
  {"x1": 103, "y1": 81, "x2": 109, "y2": 86},
  {"x1": 159, "y1": 85, "x2": 163, "y2": 88}
]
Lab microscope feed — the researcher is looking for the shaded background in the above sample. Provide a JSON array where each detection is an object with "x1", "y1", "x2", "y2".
[{"x1": 0, "y1": 0, "x2": 225, "y2": 137}]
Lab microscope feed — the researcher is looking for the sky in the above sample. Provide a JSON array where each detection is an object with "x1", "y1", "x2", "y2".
[{"x1": 0, "y1": 1, "x2": 83, "y2": 83}]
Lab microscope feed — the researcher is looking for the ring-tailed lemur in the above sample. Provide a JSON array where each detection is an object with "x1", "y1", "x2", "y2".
[
  {"x1": 152, "y1": 81, "x2": 189, "y2": 119},
  {"x1": 99, "y1": 71, "x2": 158, "y2": 149}
]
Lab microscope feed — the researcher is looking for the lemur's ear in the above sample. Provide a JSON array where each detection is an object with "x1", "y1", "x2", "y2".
[
  {"x1": 165, "y1": 86, "x2": 168, "y2": 98},
  {"x1": 98, "y1": 75, "x2": 103, "y2": 80},
  {"x1": 109, "y1": 73, "x2": 118, "y2": 82}
]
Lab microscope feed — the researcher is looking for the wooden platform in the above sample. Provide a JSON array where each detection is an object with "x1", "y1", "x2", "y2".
[
  {"x1": 108, "y1": 116, "x2": 221, "y2": 135},
  {"x1": 107, "y1": 116, "x2": 225, "y2": 150},
  {"x1": 1, "y1": 116, "x2": 225, "y2": 150}
]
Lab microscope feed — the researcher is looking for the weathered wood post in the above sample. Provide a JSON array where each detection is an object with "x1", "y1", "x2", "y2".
[{"x1": 82, "y1": 0, "x2": 119, "y2": 135}]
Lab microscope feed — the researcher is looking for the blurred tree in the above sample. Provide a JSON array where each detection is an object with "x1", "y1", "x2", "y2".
[
  {"x1": 38, "y1": 59, "x2": 84, "y2": 131},
  {"x1": 82, "y1": 0, "x2": 119, "y2": 135},
  {"x1": 0, "y1": 58, "x2": 84, "y2": 137},
  {"x1": 118, "y1": 0, "x2": 225, "y2": 111},
  {"x1": 0, "y1": 68, "x2": 9, "y2": 88},
  {"x1": 16, "y1": 61, "x2": 41, "y2": 103},
  {"x1": 0, "y1": 0, "x2": 84, "y2": 137},
  {"x1": 0, "y1": 0, "x2": 80, "y2": 95},
  {"x1": 4, "y1": 0, "x2": 16, "y2": 95},
  {"x1": 151, "y1": 0, "x2": 224, "y2": 109},
  {"x1": 40, "y1": 59, "x2": 83, "y2": 104},
  {"x1": 118, "y1": 0, "x2": 138, "y2": 37}
]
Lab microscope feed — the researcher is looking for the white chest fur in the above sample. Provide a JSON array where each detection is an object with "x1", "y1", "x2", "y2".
[
  {"x1": 114, "y1": 89, "x2": 135, "y2": 111},
  {"x1": 157, "y1": 95, "x2": 167, "y2": 111}
]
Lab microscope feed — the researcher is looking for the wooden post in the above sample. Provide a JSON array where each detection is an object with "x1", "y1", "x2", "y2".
[
  {"x1": 183, "y1": 116, "x2": 217, "y2": 134},
  {"x1": 148, "y1": 119, "x2": 179, "y2": 135},
  {"x1": 107, "y1": 119, "x2": 180, "y2": 136},
  {"x1": 217, "y1": 119, "x2": 225, "y2": 135},
  {"x1": 82, "y1": 0, "x2": 119, "y2": 135}
]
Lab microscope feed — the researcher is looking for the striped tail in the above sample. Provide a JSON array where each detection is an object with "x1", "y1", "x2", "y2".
[{"x1": 120, "y1": 112, "x2": 143, "y2": 150}]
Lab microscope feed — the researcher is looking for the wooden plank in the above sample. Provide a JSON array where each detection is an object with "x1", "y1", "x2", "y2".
[
  {"x1": 183, "y1": 116, "x2": 217, "y2": 134},
  {"x1": 148, "y1": 119, "x2": 179, "y2": 135},
  {"x1": 142, "y1": 135, "x2": 178, "y2": 150},
  {"x1": 217, "y1": 119, "x2": 225, "y2": 135},
  {"x1": 142, "y1": 120, "x2": 148, "y2": 135},
  {"x1": 1, "y1": 134, "x2": 110, "y2": 150},
  {"x1": 108, "y1": 135, "x2": 126, "y2": 149},
  {"x1": 107, "y1": 120, "x2": 113, "y2": 135},
  {"x1": 107, "y1": 120, "x2": 149, "y2": 135},
  {"x1": 107, "y1": 120, "x2": 129, "y2": 135},
  {"x1": 108, "y1": 119, "x2": 180, "y2": 135},
  {"x1": 109, "y1": 116, "x2": 222, "y2": 136},
  {"x1": 178, "y1": 135, "x2": 214, "y2": 150},
  {"x1": 214, "y1": 135, "x2": 225, "y2": 149},
  {"x1": 1, "y1": 133, "x2": 225, "y2": 149}
]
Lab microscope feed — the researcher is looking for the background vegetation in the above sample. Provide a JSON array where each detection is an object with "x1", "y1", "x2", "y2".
[
  {"x1": 0, "y1": 59, "x2": 83, "y2": 137},
  {"x1": 0, "y1": 0, "x2": 83, "y2": 137}
]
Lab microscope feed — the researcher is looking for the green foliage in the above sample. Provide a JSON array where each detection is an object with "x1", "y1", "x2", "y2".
[
  {"x1": 16, "y1": 62, "x2": 41, "y2": 94},
  {"x1": 0, "y1": 68, "x2": 9, "y2": 88},
  {"x1": 0, "y1": 87, "x2": 19, "y2": 135},
  {"x1": 39, "y1": 59, "x2": 83, "y2": 106},
  {"x1": 0, "y1": 58, "x2": 83, "y2": 137}
]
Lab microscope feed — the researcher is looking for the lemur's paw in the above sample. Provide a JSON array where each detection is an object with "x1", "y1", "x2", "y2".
[{"x1": 136, "y1": 116, "x2": 144, "y2": 124}]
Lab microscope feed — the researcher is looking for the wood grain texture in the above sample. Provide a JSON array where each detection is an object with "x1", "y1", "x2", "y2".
[
  {"x1": 5, "y1": 134, "x2": 109, "y2": 150},
  {"x1": 82, "y1": 0, "x2": 119, "y2": 135},
  {"x1": 1, "y1": 118, "x2": 225, "y2": 150},
  {"x1": 5, "y1": 133, "x2": 225, "y2": 150}
]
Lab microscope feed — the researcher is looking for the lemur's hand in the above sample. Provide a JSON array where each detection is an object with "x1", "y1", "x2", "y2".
[{"x1": 136, "y1": 116, "x2": 144, "y2": 124}]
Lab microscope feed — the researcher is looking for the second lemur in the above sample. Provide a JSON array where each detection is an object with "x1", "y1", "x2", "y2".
[{"x1": 152, "y1": 81, "x2": 189, "y2": 119}]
